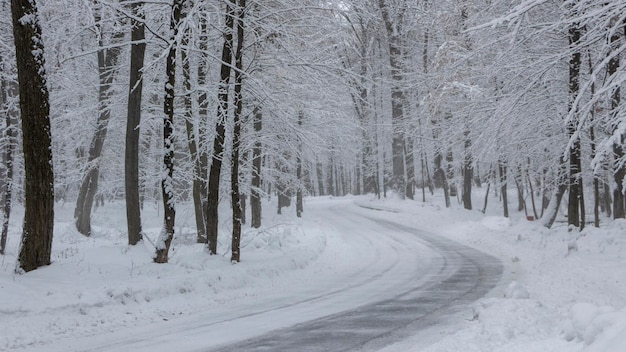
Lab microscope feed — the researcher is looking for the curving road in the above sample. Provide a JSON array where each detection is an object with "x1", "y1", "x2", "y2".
[
  {"x1": 207, "y1": 202, "x2": 503, "y2": 352},
  {"x1": 34, "y1": 200, "x2": 502, "y2": 352}
]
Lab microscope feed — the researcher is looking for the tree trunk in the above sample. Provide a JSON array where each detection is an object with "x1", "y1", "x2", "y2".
[
  {"x1": 499, "y1": 159, "x2": 509, "y2": 218},
  {"x1": 527, "y1": 173, "x2": 539, "y2": 220},
  {"x1": 230, "y1": 0, "x2": 245, "y2": 263},
  {"x1": 378, "y1": 0, "x2": 406, "y2": 198},
  {"x1": 11, "y1": 0, "x2": 55, "y2": 272},
  {"x1": 296, "y1": 112, "x2": 304, "y2": 217},
  {"x1": 434, "y1": 146, "x2": 450, "y2": 208},
  {"x1": 405, "y1": 138, "x2": 415, "y2": 200},
  {"x1": 250, "y1": 108, "x2": 262, "y2": 228},
  {"x1": 567, "y1": 19, "x2": 582, "y2": 229},
  {"x1": 75, "y1": 11, "x2": 123, "y2": 236},
  {"x1": 482, "y1": 165, "x2": 493, "y2": 214},
  {"x1": 462, "y1": 130, "x2": 473, "y2": 210},
  {"x1": 125, "y1": 2, "x2": 146, "y2": 246},
  {"x1": 515, "y1": 167, "x2": 525, "y2": 212},
  {"x1": 588, "y1": 54, "x2": 600, "y2": 228},
  {"x1": 154, "y1": 0, "x2": 183, "y2": 264},
  {"x1": 542, "y1": 157, "x2": 568, "y2": 228},
  {"x1": 206, "y1": 2, "x2": 235, "y2": 254},
  {"x1": 196, "y1": 5, "x2": 210, "y2": 242}
]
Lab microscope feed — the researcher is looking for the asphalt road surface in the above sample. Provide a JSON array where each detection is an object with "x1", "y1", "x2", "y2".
[
  {"x1": 35, "y1": 201, "x2": 503, "y2": 352},
  {"x1": 208, "y1": 205, "x2": 503, "y2": 352}
]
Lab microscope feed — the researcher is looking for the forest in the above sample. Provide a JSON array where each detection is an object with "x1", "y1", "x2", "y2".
[{"x1": 1, "y1": 0, "x2": 625, "y2": 272}]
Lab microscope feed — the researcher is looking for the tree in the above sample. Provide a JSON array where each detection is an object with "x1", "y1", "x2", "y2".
[
  {"x1": 250, "y1": 107, "x2": 262, "y2": 228},
  {"x1": 74, "y1": 5, "x2": 124, "y2": 236},
  {"x1": 125, "y1": 1, "x2": 146, "y2": 246},
  {"x1": 11, "y1": 0, "x2": 54, "y2": 272},
  {"x1": 206, "y1": 0, "x2": 235, "y2": 255},
  {"x1": 230, "y1": 0, "x2": 246, "y2": 263},
  {"x1": 154, "y1": 0, "x2": 184, "y2": 264},
  {"x1": 567, "y1": 5, "x2": 583, "y2": 229},
  {"x1": 377, "y1": 0, "x2": 407, "y2": 198},
  {"x1": 181, "y1": 2, "x2": 209, "y2": 243}
]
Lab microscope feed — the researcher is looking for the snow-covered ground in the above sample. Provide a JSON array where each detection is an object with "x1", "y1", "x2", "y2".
[{"x1": 1, "y1": 192, "x2": 625, "y2": 351}]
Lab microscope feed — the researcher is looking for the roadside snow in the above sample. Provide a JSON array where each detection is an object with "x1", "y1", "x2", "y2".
[
  {"x1": 2, "y1": 193, "x2": 625, "y2": 352},
  {"x1": 360, "y1": 195, "x2": 626, "y2": 352}
]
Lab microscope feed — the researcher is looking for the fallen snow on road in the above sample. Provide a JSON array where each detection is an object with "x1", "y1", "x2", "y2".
[
  {"x1": 1, "y1": 194, "x2": 625, "y2": 352},
  {"x1": 362, "y1": 195, "x2": 626, "y2": 352}
]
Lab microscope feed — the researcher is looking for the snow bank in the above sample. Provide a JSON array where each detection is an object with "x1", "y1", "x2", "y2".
[
  {"x1": 0, "y1": 201, "x2": 327, "y2": 351},
  {"x1": 356, "y1": 192, "x2": 626, "y2": 352}
]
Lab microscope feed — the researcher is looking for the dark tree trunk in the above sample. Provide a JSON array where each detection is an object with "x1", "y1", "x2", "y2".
[
  {"x1": 250, "y1": 108, "x2": 262, "y2": 228},
  {"x1": 75, "y1": 12, "x2": 123, "y2": 236},
  {"x1": 296, "y1": 112, "x2": 303, "y2": 217},
  {"x1": 11, "y1": 0, "x2": 55, "y2": 272},
  {"x1": 196, "y1": 6, "x2": 210, "y2": 242},
  {"x1": 515, "y1": 167, "x2": 525, "y2": 212},
  {"x1": 567, "y1": 20, "x2": 582, "y2": 229},
  {"x1": 206, "y1": 2, "x2": 235, "y2": 254},
  {"x1": 499, "y1": 159, "x2": 509, "y2": 218},
  {"x1": 434, "y1": 146, "x2": 450, "y2": 208},
  {"x1": 462, "y1": 130, "x2": 473, "y2": 210},
  {"x1": 125, "y1": 2, "x2": 146, "y2": 246},
  {"x1": 0, "y1": 66, "x2": 16, "y2": 255},
  {"x1": 482, "y1": 165, "x2": 494, "y2": 214},
  {"x1": 230, "y1": 0, "x2": 245, "y2": 263},
  {"x1": 405, "y1": 138, "x2": 415, "y2": 200},
  {"x1": 154, "y1": 0, "x2": 183, "y2": 263}
]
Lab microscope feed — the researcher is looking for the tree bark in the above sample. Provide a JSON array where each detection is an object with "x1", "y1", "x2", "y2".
[
  {"x1": 206, "y1": 1, "x2": 235, "y2": 254},
  {"x1": 230, "y1": 0, "x2": 245, "y2": 263},
  {"x1": 125, "y1": 2, "x2": 146, "y2": 246},
  {"x1": 462, "y1": 130, "x2": 473, "y2": 210},
  {"x1": 296, "y1": 112, "x2": 304, "y2": 217},
  {"x1": 567, "y1": 19, "x2": 582, "y2": 229},
  {"x1": 75, "y1": 10, "x2": 123, "y2": 236},
  {"x1": 250, "y1": 107, "x2": 262, "y2": 228},
  {"x1": 499, "y1": 159, "x2": 509, "y2": 218},
  {"x1": 11, "y1": 0, "x2": 55, "y2": 272},
  {"x1": 154, "y1": 0, "x2": 183, "y2": 263},
  {"x1": 434, "y1": 145, "x2": 450, "y2": 208}
]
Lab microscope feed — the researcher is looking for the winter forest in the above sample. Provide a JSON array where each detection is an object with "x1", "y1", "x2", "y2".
[
  {"x1": 1, "y1": 0, "x2": 626, "y2": 350},
  {"x1": 3, "y1": 0, "x2": 625, "y2": 268}
]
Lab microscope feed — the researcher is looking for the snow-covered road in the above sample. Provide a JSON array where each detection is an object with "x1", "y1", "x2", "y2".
[
  {"x1": 32, "y1": 200, "x2": 499, "y2": 352},
  {"x1": 207, "y1": 206, "x2": 503, "y2": 351}
]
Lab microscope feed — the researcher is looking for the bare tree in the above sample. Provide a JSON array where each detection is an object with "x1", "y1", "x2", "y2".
[
  {"x1": 154, "y1": 0, "x2": 184, "y2": 263},
  {"x1": 230, "y1": 0, "x2": 246, "y2": 263},
  {"x1": 125, "y1": 1, "x2": 146, "y2": 245},
  {"x1": 74, "y1": 5, "x2": 124, "y2": 236},
  {"x1": 11, "y1": 0, "x2": 54, "y2": 272},
  {"x1": 206, "y1": 1, "x2": 235, "y2": 255}
]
